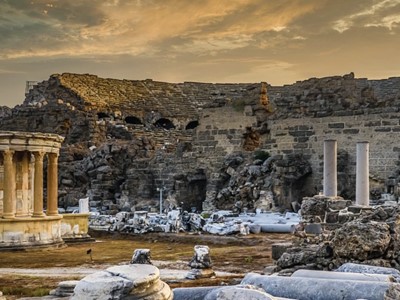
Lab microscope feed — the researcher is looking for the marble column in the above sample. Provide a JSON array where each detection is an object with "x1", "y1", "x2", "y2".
[
  {"x1": 33, "y1": 151, "x2": 45, "y2": 217},
  {"x1": 323, "y1": 139, "x2": 337, "y2": 197},
  {"x1": 47, "y1": 153, "x2": 59, "y2": 216},
  {"x1": 2, "y1": 150, "x2": 15, "y2": 219},
  {"x1": 356, "y1": 141, "x2": 369, "y2": 206}
]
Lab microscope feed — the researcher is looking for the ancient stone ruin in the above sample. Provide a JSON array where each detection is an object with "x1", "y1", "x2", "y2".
[
  {"x1": 3, "y1": 72, "x2": 400, "y2": 298},
  {"x1": 2, "y1": 72, "x2": 400, "y2": 215},
  {"x1": 0, "y1": 131, "x2": 91, "y2": 249}
]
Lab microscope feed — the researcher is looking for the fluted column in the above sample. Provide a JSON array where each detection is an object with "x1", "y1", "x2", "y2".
[
  {"x1": 323, "y1": 139, "x2": 337, "y2": 197},
  {"x1": 33, "y1": 151, "x2": 45, "y2": 217},
  {"x1": 356, "y1": 141, "x2": 370, "y2": 206},
  {"x1": 2, "y1": 150, "x2": 15, "y2": 219},
  {"x1": 47, "y1": 153, "x2": 59, "y2": 216}
]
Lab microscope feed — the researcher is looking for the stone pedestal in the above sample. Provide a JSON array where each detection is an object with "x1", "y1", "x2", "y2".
[
  {"x1": 131, "y1": 248, "x2": 152, "y2": 264},
  {"x1": 186, "y1": 245, "x2": 215, "y2": 280},
  {"x1": 72, "y1": 264, "x2": 173, "y2": 300},
  {"x1": 323, "y1": 139, "x2": 337, "y2": 197},
  {"x1": 356, "y1": 141, "x2": 370, "y2": 206},
  {"x1": 79, "y1": 197, "x2": 89, "y2": 213}
]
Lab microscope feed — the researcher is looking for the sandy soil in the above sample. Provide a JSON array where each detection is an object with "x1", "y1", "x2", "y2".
[{"x1": 0, "y1": 231, "x2": 292, "y2": 299}]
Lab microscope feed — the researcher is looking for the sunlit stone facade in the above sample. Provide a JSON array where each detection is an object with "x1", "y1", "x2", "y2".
[{"x1": 0, "y1": 131, "x2": 65, "y2": 249}]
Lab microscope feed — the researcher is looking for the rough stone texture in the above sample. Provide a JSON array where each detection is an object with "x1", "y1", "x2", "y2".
[
  {"x1": 242, "y1": 272, "x2": 392, "y2": 300},
  {"x1": 186, "y1": 245, "x2": 215, "y2": 279},
  {"x1": 385, "y1": 283, "x2": 400, "y2": 299},
  {"x1": 336, "y1": 263, "x2": 400, "y2": 282},
  {"x1": 131, "y1": 249, "x2": 152, "y2": 264},
  {"x1": 331, "y1": 220, "x2": 391, "y2": 260},
  {"x1": 50, "y1": 280, "x2": 80, "y2": 297},
  {"x1": 276, "y1": 205, "x2": 400, "y2": 275},
  {"x1": 72, "y1": 264, "x2": 172, "y2": 300},
  {"x1": 3, "y1": 72, "x2": 400, "y2": 213},
  {"x1": 204, "y1": 285, "x2": 276, "y2": 300}
]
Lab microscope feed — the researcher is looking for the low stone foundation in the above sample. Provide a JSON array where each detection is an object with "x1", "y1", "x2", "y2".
[
  {"x1": 0, "y1": 215, "x2": 64, "y2": 250},
  {"x1": 61, "y1": 213, "x2": 93, "y2": 243}
]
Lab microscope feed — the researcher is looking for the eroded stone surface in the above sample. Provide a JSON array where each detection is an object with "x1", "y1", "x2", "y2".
[{"x1": 72, "y1": 264, "x2": 172, "y2": 300}]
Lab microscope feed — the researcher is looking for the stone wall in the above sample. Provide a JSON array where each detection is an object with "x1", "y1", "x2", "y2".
[
  {"x1": 2, "y1": 72, "x2": 400, "y2": 213},
  {"x1": 264, "y1": 112, "x2": 400, "y2": 197}
]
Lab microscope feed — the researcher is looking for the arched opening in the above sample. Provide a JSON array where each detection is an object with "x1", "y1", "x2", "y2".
[
  {"x1": 125, "y1": 116, "x2": 142, "y2": 125},
  {"x1": 154, "y1": 118, "x2": 175, "y2": 130},
  {"x1": 185, "y1": 120, "x2": 199, "y2": 130},
  {"x1": 97, "y1": 112, "x2": 110, "y2": 120}
]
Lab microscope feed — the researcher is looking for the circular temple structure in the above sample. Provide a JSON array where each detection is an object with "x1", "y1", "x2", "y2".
[{"x1": 0, "y1": 131, "x2": 65, "y2": 250}]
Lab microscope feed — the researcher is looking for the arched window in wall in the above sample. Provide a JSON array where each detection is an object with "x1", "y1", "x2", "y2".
[
  {"x1": 97, "y1": 112, "x2": 110, "y2": 120},
  {"x1": 154, "y1": 118, "x2": 175, "y2": 130},
  {"x1": 125, "y1": 116, "x2": 142, "y2": 125},
  {"x1": 185, "y1": 120, "x2": 199, "y2": 130}
]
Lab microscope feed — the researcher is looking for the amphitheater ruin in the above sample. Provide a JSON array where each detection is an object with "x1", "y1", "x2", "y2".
[{"x1": 2, "y1": 72, "x2": 400, "y2": 298}]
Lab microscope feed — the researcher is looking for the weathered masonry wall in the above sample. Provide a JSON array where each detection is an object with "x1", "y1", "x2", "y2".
[
  {"x1": 195, "y1": 106, "x2": 258, "y2": 156},
  {"x1": 265, "y1": 112, "x2": 400, "y2": 195}
]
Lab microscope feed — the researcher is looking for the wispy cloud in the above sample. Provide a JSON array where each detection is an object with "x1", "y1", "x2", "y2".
[
  {"x1": 332, "y1": 0, "x2": 400, "y2": 32},
  {"x1": 0, "y1": 0, "x2": 319, "y2": 59}
]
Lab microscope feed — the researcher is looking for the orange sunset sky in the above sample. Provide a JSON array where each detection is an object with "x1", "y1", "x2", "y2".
[{"x1": 1, "y1": 0, "x2": 400, "y2": 107}]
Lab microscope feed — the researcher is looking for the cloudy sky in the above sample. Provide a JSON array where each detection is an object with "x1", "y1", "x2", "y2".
[{"x1": 1, "y1": 0, "x2": 400, "y2": 107}]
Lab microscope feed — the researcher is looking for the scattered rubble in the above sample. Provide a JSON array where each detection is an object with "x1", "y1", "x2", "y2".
[{"x1": 88, "y1": 209, "x2": 300, "y2": 236}]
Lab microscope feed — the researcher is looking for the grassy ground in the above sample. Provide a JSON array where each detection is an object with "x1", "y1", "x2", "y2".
[{"x1": 0, "y1": 231, "x2": 291, "y2": 298}]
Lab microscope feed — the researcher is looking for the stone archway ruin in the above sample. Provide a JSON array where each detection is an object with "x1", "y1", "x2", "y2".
[
  {"x1": 154, "y1": 118, "x2": 175, "y2": 130},
  {"x1": 185, "y1": 120, "x2": 199, "y2": 130},
  {"x1": 125, "y1": 116, "x2": 143, "y2": 125}
]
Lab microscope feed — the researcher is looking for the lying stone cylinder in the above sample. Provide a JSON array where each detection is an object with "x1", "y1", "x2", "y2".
[
  {"x1": 241, "y1": 272, "x2": 394, "y2": 300},
  {"x1": 291, "y1": 269, "x2": 394, "y2": 282},
  {"x1": 336, "y1": 263, "x2": 400, "y2": 282},
  {"x1": 173, "y1": 286, "x2": 296, "y2": 300},
  {"x1": 172, "y1": 286, "x2": 217, "y2": 300}
]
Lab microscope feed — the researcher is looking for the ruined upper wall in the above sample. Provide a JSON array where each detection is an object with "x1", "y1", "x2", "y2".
[
  {"x1": 23, "y1": 73, "x2": 262, "y2": 126},
  {"x1": 268, "y1": 73, "x2": 400, "y2": 119}
]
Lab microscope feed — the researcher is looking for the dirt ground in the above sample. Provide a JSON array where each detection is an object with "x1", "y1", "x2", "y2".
[{"x1": 0, "y1": 231, "x2": 292, "y2": 299}]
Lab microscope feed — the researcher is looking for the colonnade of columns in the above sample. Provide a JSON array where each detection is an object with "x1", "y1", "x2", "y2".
[
  {"x1": 323, "y1": 140, "x2": 370, "y2": 206},
  {"x1": 1, "y1": 149, "x2": 59, "y2": 219}
]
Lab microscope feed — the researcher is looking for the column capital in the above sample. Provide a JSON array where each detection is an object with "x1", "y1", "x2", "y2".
[
  {"x1": 33, "y1": 151, "x2": 45, "y2": 160},
  {"x1": 3, "y1": 149, "x2": 15, "y2": 161}
]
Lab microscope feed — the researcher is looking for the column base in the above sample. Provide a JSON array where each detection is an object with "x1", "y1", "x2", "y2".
[
  {"x1": 47, "y1": 212, "x2": 59, "y2": 217},
  {"x1": 32, "y1": 212, "x2": 46, "y2": 218},
  {"x1": 2, "y1": 213, "x2": 16, "y2": 219}
]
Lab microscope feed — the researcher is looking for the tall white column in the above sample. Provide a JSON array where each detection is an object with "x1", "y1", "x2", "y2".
[
  {"x1": 323, "y1": 139, "x2": 337, "y2": 197},
  {"x1": 356, "y1": 141, "x2": 370, "y2": 206}
]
